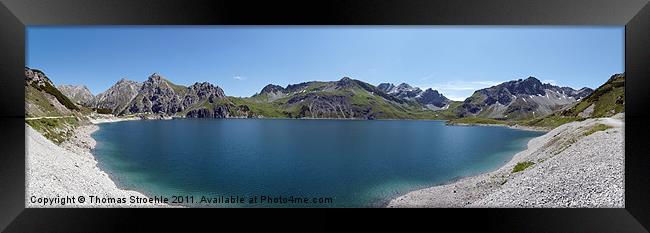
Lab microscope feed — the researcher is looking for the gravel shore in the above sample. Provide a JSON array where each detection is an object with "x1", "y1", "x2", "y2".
[
  {"x1": 449, "y1": 122, "x2": 550, "y2": 132},
  {"x1": 26, "y1": 123, "x2": 167, "y2": 207},
  {"x1": 87, "y1": 114, "x2": 141, "y2": 124},
  {"x1": 388, "y1": 114, "x2": 624, "y2": 208}
]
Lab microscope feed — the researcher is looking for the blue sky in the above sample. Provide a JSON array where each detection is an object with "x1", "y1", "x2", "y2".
[{"x1": 27, "y1": 26, "x2": 623, "y2": 100}]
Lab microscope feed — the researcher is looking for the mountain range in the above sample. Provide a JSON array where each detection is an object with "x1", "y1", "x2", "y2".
[
  {"x1": 27, "y1": 67, "x2": 621, "y2": 124},
  {"x1": 456, "y1": 77, "x2": 593, "y2": 120},
  {"x1": 376, "y1": 83, "x2": 451, "y2": 110}
]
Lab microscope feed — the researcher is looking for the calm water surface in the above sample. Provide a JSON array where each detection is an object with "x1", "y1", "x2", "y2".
[{"x1": 92, "y1": 119, "x2": 543, "y2": 207}]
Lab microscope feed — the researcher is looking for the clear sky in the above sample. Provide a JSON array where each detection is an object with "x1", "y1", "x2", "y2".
[{"x1": 27, "y1": 26, "x2": 623, "y2": 101}]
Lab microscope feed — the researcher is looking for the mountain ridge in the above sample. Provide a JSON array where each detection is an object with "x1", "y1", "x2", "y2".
[
  {"x1": 28, "y1": 67, "x2": 609, "y2": 124},
  {"x1": 57, "y1": 84, "x2": 95, "y2": 107},
  {"x1": 456, "y1": 76, "x2": 593, "y2": 120}
]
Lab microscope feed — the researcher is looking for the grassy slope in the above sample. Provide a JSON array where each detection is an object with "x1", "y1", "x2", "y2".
[
  {"x1": 27, "y1": 80, "x2": 79, "y2": 115},
  {"x1": 276, "y1": 86, "x2": 442, "y2": 119},
  {"x1": 560, "y1": 74, "x2": 624, "y2": 118},
  {"x1": 520, "y1": 115, "x2": 584, "y2": 129},
  {"x1": 26, "y1": 85, "x2": 63, "y2": 118},
  {"x1": 26, "y1": 117, "x2": 80, "y2": 144},
  {"x1": 165, "y1": 79, "x2": 188, "y2": 96},
  {"x1": 228, "y1": 97, "x2": 287, "y2": 117},
  {"x1": 423, "y1": 100, "x2": 463, "y2": 120}
]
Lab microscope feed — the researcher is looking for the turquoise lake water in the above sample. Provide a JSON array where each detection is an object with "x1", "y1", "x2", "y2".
[{"x1": 92, "y1": 119, "x2": 543, "y2": 207}]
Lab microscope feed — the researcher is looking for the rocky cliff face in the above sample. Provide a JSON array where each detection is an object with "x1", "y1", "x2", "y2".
[
  {"x1": 57, "y1": 84, "x2": 95, "y2": 107},
  {"x1": 457, "y1": 77, "x2": 594, "y2": 119},
  {"x1": 94, "y1": 78, "x2": 142, "y2": 115},
  {"x1": 182, "y1": 82, "x2": 226, "y2": 107},
  {"x1": 182, "y1": 82, "x2": 239, "y2": 118},
  {"x1": 185, "y1": 105, "x2": 232, "y2": 118},
  {"x1": 287, "y1": 92, "x2": 356, "y2": 118},
  {"x1": 184, "y1": 102, "x2": 253, "y2": 118},
  {"x1": 25, "y1": 68, "x2": 54, "y2": 87}
]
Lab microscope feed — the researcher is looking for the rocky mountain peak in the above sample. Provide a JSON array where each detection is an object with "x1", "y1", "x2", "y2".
[
  {"x1": 574, "y1": 87, "x2": 595, "y2": 99},
  {"x1": 504, "y1": 76, "x2": 545, "y2": 96},
  {"x1": 116, "y1": 78, "x2": 131, "y2": 84},
  {"x1": 390, "y1": 83, "x2": 421, "y2": 96},
  {"x1": 183, "y1": 82, "x2": 226, "y2": 107},
  {"x1": 121, "y1": 73, "x2": 188, "y2": 115},
  {"x1": 285, "y1": 82, "x2": 314, "y2": 93},
  {"x1": 187, "y1": 82, "x2": 224, "y2": 95},
  {"x1": 396, "y1": 83, "x2": 413, "y2": 89},
  {"x1": 525, "y1": 76, "x2": 540, "y2": 82},
  {"x1": 260, "y1": 84, "x2": 285, "y2": 94},
  {"x1": 374, "y1": 81, "x2": 449, "y2": 108},
  {"x1": 58, "y1": 84, "x2": 91, "y2": 92},
  {"x1": 417, "y1": 88, "x2": 450, "y2": 109},
  {"x1": 146, "y1": 73, "x2": 164, "y2": 83},
  {"x1": 190, "y1": 81, "x2": 210, "y2": 88},
  {"x1": 57, "y1": 85, "x2": 95, "y2": 107},
  {"x1": 389, "y1": 83, "x2": 421, "y2": 98},
  {"x1": 25, "y1": 67, "x2": 54, "y2": 87},
  {"x1": 460, "y1": 76, "x2": 596, "y2": 119},
  {"x1": 57, "y1": 84, "x2": 95, "y2": 107},
  {"x1": 607, "y1": 73, "x2": 625, "y2": 83},
  {"x1": 115, "y1": 79, "x2": 139, "y2": 86},
  {"x1": 94, "y1": 79, "x2": 142, "y2": 114},
  {"x1": 336, "y1": 77, "x2": 356, "y2": 88},
  {"x1": 377, "y1": 83, "x2": 451, "y2": 110},
  {"x1": 422, "y1": 88, "x2": 441, "y2": 95},
  {"x1": 377, "y1": 83, "x2": 396, "y2": 93}
]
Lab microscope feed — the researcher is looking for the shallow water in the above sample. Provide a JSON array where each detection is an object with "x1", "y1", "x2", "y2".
[{"x1": 92, "y1": 119, "x2": 542, "y2": 207}]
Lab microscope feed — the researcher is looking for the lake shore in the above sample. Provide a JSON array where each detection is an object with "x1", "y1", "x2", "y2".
[
  {"x1": 447, "y1": 122, "x2": 550, "y2": 132},
  {"x1": 387, "y1": 113, "x2": 624, "y2": 208},
  {"x1": 87, "y1": 113, "x2": 174, "y2": 124},
  {"x1": 27, "y1": 113, "x2": 622, "y2": 208},
  {"x1": 26, "y1": 122, "x2": 168, "y2": 207}
]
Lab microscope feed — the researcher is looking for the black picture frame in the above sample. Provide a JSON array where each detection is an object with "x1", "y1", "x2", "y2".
[{"x1": 1, "y1": 0, "x2": 649, "y2": 232}]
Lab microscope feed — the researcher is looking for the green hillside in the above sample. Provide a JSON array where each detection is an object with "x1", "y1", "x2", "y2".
[
  {"x1": 224, "y1": 79, "x2": 445, "y2": 120},
  {"x1": 559, "y1": 73, "x2": 624, "y2": 118},
  {"x1": 25, "y1": 67, "x2": 86, "y2": 143}
]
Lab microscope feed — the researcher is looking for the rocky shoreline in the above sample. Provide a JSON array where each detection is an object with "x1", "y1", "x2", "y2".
[
  {"x1": 26, "y1": 122, "x2": 167, "y2": 207},
  {"x1": 388, "y1": 113, "x2": 624, "y2": 208}
]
